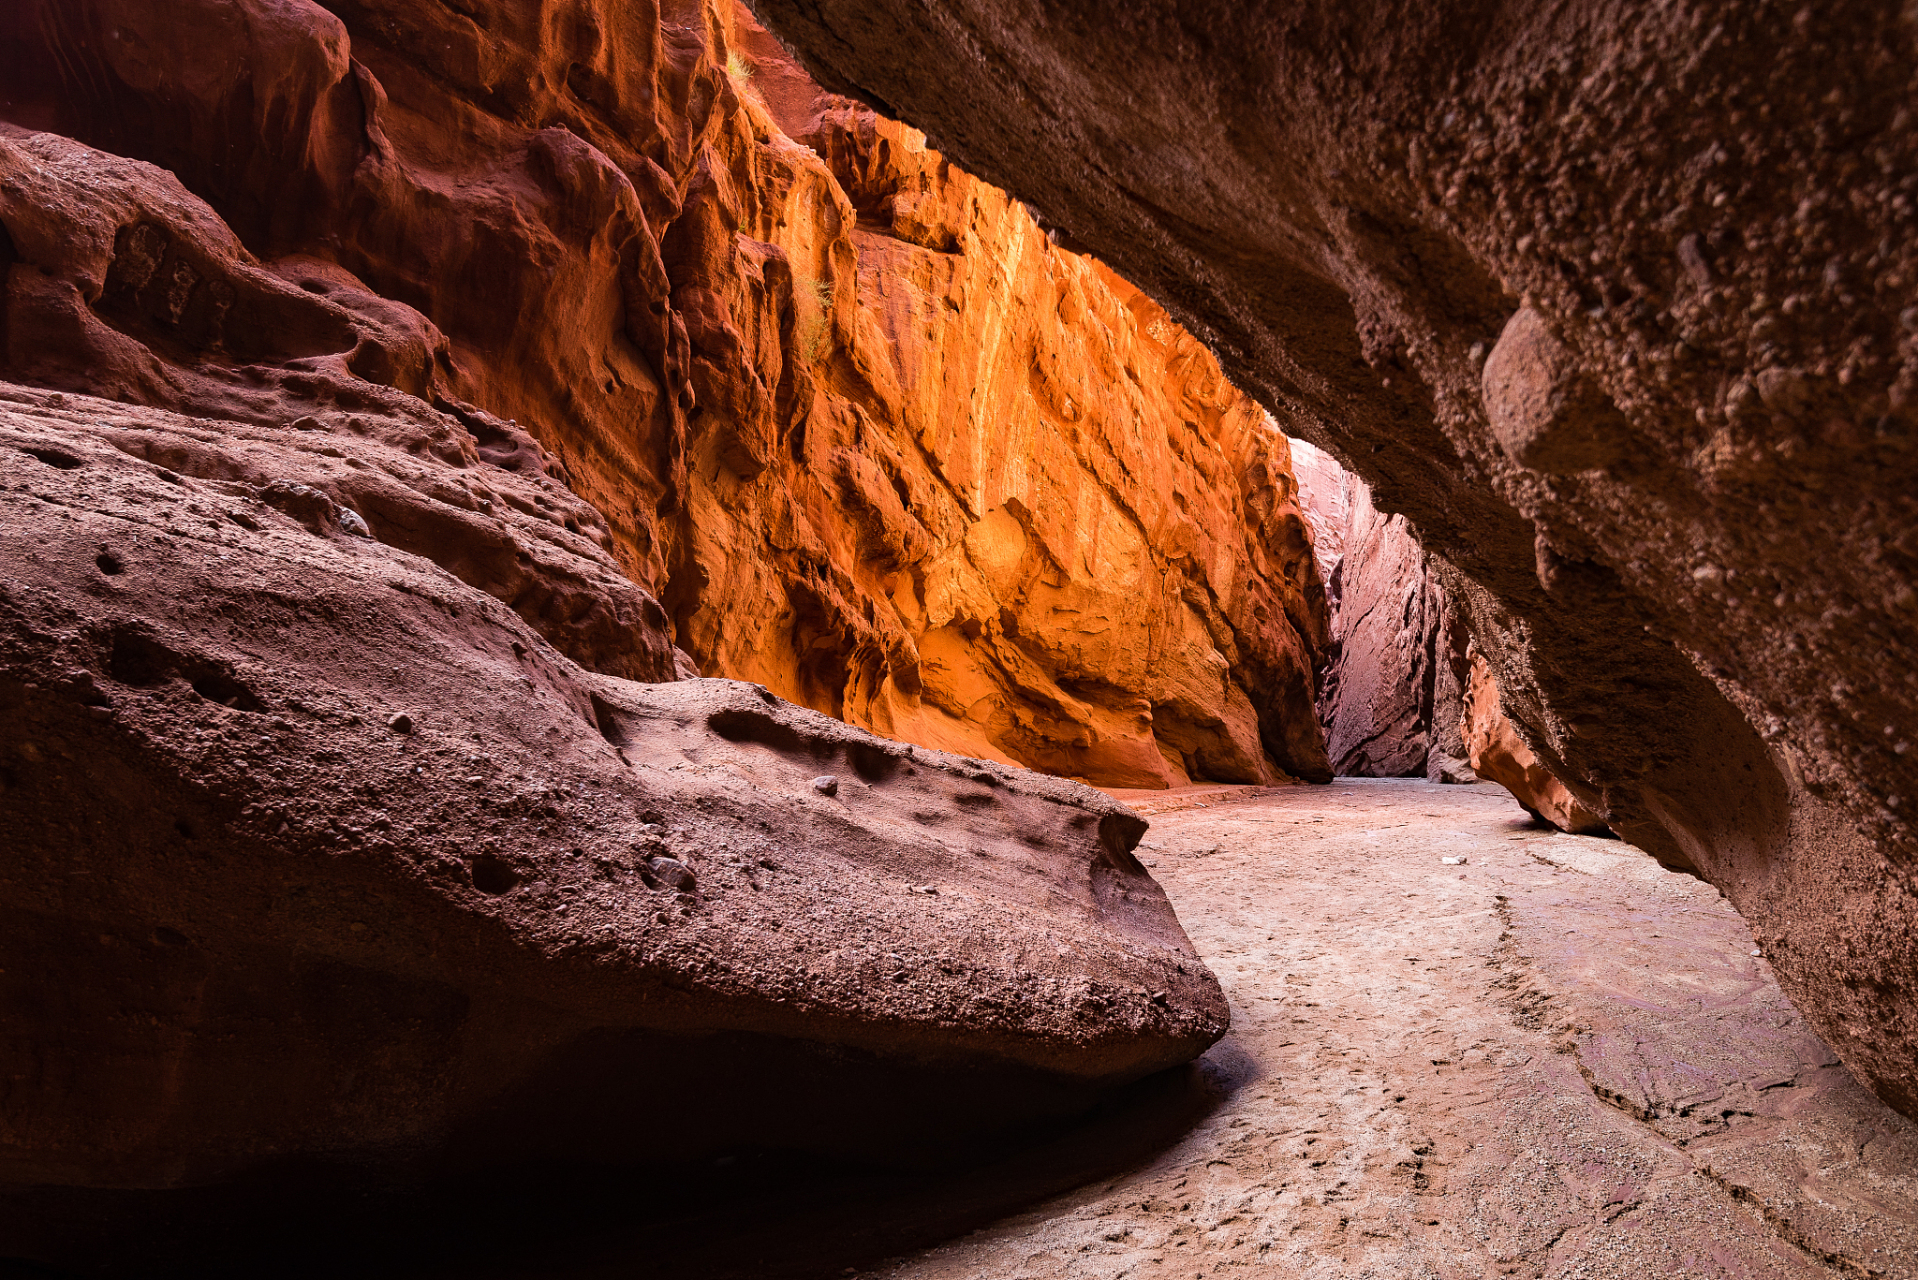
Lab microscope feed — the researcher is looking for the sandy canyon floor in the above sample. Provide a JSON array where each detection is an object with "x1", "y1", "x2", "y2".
[
  {"x1": 397, "y1": 779, "x2": 1918, "y2": 1280},
  {"x1": 868, "y1": 779, "x2": 1918, "y2": 1280}
]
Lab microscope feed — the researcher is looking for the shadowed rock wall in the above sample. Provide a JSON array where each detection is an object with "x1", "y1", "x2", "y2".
[{"x1": 747, "y1": 0, "x2": 1918, "y2": 1117}]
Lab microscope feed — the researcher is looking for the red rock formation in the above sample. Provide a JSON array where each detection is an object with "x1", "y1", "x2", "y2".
[
  {"x1": 749, "y1": 0, "x2": 1918, "y2": 1117},
  {"x1": 664, "y1": 18, "x2": 1332, "y2": 787},
  {"x1": 1307, "y1": 473, "x2": 1474, "y2": 783},
  {"x1": 1461, "y1": 651, "x2": 1608, "y2": 835},
  {"x1": 0, "y1": 0, "x2": 1307, "y2": 1256},
  {"x1": 0, "y1": 0, "x2": 1328, "y2": 789},
  {"x1": 1287, "y1": 436, "x2": 1350, "y2": 585}
]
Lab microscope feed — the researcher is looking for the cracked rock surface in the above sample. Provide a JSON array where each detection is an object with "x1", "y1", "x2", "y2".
[{"x1": 870, "y1": 781, "x2": 1918, "y2": 1280}]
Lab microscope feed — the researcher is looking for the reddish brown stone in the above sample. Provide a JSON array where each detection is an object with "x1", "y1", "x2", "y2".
[
  {"x1": 749, "y1": 0, "x2": 1918, "y2": 1117},
  {"x1": 1461, "y1": 651, "x2": 1608, "y2": 835}
]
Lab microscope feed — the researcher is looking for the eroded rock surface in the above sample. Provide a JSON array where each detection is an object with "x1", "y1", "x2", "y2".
[
  {"x1": 0, "y1": 0, "x2": 1330, "y2": 789},
  {"x1": 866, "y1": 783, "x2": 1918, "y2": 1280},
  {"x1": 672, "y1": 19, "x2": 1331, "y2": 787},
  {"x1": 750, "y1": 0, "x2": 1918, "y2": 1116},
  {"x1": 0, "y1": 386, "x2": 1226, "y2": 1270},
  {"x1": 1313, "y1": 476, "x2": 1474, "y2": 782},
  {"x1": 1463, "y1": 649, "x2": 1609, "y2": 835}
]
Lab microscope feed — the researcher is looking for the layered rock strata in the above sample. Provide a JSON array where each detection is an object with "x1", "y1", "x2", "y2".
[
  {"x1": 750, "y1": 0, "x2": 1918, "y2": 1116},
  {"x1": 0, "y1": 0, "x2": 1330, "y2": 790}
]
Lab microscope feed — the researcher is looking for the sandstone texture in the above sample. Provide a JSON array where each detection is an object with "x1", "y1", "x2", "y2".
[
  {"x1": 2, "y1": 0, "x2": 1328, "y2": 792},
  {"x1": 1463, "y1": 650, "x2": 1609, "y2": 835},
  {"x1": 680, "y1": 16, "x2": 1331, "y2": 787},
  {"x1": 0, "y1": 0, "x2": 1298, "y2": 1258},
  {"x1": 1312, "y1": 476, "x2": 1475, "y2": 782},
  {"x1": 0, "y1": 383, "x2": 1225, "y2": 1269},
  {"x1": 869, "y1": 783, "x2": 1918, "y2": 1280},
  {"x1": 750, "y1": 0, "x2": 1918, "y2": 1116}
]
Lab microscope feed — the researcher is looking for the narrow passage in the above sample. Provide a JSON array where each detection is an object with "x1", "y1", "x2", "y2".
[{"x1": 876, "y1": 779, "x2": 1918, "y2": 1280}]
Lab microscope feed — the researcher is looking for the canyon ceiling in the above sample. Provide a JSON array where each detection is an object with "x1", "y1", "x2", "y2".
[{"x1": 746, "y1": 0, "x2": 1918, "y2": 1119}]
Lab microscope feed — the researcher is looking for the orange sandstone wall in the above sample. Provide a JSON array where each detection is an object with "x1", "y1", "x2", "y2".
[
  {"x1": 0, "y1": 0, "x2": 1332, "y2": 788},
  {"x1": 671, "y1": 16, "x2": 1332, "y2": 784}
]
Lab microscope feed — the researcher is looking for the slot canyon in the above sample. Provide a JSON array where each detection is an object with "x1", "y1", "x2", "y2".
[{"x1": 0, "y1": 0, "x2": 1913, "y2": 1276}]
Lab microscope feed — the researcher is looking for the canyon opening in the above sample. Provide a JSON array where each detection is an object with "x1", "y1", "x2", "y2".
[{"x1": 1, "y1": 1, "x2": 1915, "y2": 1277}]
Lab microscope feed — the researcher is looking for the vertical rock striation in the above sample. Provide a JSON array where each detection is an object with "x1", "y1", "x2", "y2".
[
  {"x1": 1311, "y1": 477, "x2": 1474, "y2": 782},
  {"x1": 669, "y1": 17, "x2": 1331, "y2": 785}
]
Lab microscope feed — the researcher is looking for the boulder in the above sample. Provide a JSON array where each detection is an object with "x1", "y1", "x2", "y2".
[
  {"x1": 0, "y1": 386, "x2": 1225, "y2": 1263},
  {"x1": 0, "y1": 45, "x2": 1237, "y2": 1254}
]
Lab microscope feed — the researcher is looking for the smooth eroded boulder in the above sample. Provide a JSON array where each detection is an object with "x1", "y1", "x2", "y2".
[{"x1": 0, "y1": 389, "x2": 1225, "y2": 1264}]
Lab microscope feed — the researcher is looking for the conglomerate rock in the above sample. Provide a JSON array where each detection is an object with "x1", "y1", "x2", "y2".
[
  {"x1": 748, "y1": 0, "x2": 1918, "y2": 1116},
  {"x1": 0, "y1": 0, "x2": 1330, "y2": 790}
]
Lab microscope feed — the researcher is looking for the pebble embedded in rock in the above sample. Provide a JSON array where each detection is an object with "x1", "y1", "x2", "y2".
[
  {"x1": 812, "y1": 775, "x2": 839, "y2": 797},
  {"x1": 387, "y1": 713, "x2": 413, "y2": 734},
  {"x1": 649, "y1": 857, "x2": 696, "y2": 892},
  {"x1": 338, "y1": 508, "x2": 372, "y2": 538}
]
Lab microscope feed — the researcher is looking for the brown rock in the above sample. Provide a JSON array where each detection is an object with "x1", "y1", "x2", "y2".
[
  {"x1": 668, "y1": 22, "x2": 1331, "y2": 787},
  {"x1": 0, "y1": 391, "x2": 1223, "y2": 1264},
  {"x1": 749, "y1": 0, "x2": 1918, "y2": 1116},
  {"x1": 1461, "y1": 651, "x2": 1608, "y2": 835},
  {"x1": 1481, "y1": 307, "x2": 1631, "y2": 475}
]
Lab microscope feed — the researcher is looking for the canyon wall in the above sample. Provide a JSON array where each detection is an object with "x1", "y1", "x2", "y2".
[
  {"x1": 675, "y1": 17, "x2": 1331, "y2": 786},
  {"x1": 0, "y1": 0, "x2": 1329, "y2": 791},
  {"x1": 749, "y1": 0, "x2": 1918, "y2": 1118},
  {"x1": 1309, "y1": 476, "x2": 1475, "y2": 783},
  {"x1": 0, "y1": 0, "x2": 1331, "y2": 1258}
]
